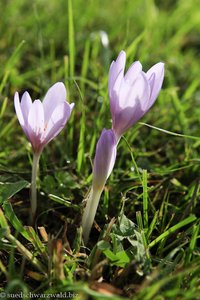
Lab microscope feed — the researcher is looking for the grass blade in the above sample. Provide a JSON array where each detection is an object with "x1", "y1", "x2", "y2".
[
  {"x1": 142, "y1": 169, "x2": 148, "y2": 230},
  {"x1": 68, "y1": 0, "x2": 75, "y2": 78},
  {"x1": 148, "y1": 215, "x2": 197, "y2": 249}
]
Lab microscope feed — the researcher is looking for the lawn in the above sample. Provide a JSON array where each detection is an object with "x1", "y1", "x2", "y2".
[{"x1": 0, "y1": 0, "x2": 199, "y2": 299}]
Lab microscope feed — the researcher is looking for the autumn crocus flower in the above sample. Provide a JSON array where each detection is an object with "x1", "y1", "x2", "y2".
[
  {"x1": 82, "y1": 129, "x2": 117, "y2": 243},
  {"x1": 14, "y1": 82, "x2": 74, "y2": 221},
  {"x1": 14, "y1": 82, "x2": 74, "y2": 154},
  {"x1": 109, "y1": 50, "x2": 164, "y2": 141}
]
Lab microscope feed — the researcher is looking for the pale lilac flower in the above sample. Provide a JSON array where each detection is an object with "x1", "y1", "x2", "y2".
[
  {"x1": 93, "y1": 128, "x2": 117, "y2": 190},
  {"x1": 14, "y1": 82, "x2": 74, "y2": 154},
  {"x1": 14, "y1": 82, "x2": 74, "y2": 221},
  {"x1": 109, "y1": 50, "x2": 164, "y2": 141},
  {"x1": 82, "y1": 129, "x2": 117, "y2": 243}
]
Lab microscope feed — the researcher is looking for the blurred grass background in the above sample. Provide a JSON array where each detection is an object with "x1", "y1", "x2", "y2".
[{"x1": 0, "y1": 0, "x2": 200, "y2": 298}]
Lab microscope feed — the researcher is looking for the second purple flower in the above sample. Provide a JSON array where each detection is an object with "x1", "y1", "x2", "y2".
[{"x1": 108, "y1": 50, "x2": 164, "y2": 141}]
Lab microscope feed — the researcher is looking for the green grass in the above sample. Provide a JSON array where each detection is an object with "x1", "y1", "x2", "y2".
[{"x1": 0, "y1": 0, "x2": 200, "y2": 299}]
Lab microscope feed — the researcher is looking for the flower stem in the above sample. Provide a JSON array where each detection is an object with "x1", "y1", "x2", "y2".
[
  {"x1": 81, "y1": 187, "x2": 103, "y2": 244},
  {"x1": 30, "y1": 152, "x2": 41, "y2": 223}
]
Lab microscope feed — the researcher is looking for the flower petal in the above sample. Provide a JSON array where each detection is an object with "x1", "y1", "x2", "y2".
[
  {"x1": 109, "y1": 51, "x2": 126, "y2": 112},
  {"x1": 132, "y1": 72, "x2": 151, "y2": 111},
  {"x1": 43, "y1": 82, "x2": 67, "y2": 121},
  {"x1": 146, "y1": 62, "x2": 164, "y2": 107},
  {"x1": 108, "y1": 50, "x2": 126, "y2": 90},
  {"x1": 112, "y1": 73, "x2": 150, "y2": 139},
  {"x1": 14, "y1": 92, "x2": 25, "y2": 127},
  {"x1": 14, "y1": 92, "x2": 33, "y2": 140},
  {"x1": 43, "y1": 102, "x2": 74, "y2": 145},
  {"x1": 93, "y1": 129, "x2": 117, "y2": 190},
  {"x1": 124, "y1": 61, "x2": 142, "y2": 84},
  {"x1": 117, "y1": 78, "x2": 132, "y2": 108},
  {"x1": 110, "y1": 69, "x2": 124, "y2": 117},
  {"x1": 21, "y1": 91, "x2": 32, "y2": 124},
  {"x1": 27, "y1": 100, "x2": 45, "y2": 152}
]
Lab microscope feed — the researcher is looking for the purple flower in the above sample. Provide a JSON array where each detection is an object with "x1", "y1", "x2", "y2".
[
  {"x1": 93, "y1": 129, "x2": 117, "y2": 190},
  {"x1": 82, "y1": 128, "x2": 117, "y2": 243},
  {"x1": 14, "y1": 82, "x2": 74, "y2": 154},
  {"x1": 109, "y1": 50, "x2": 164, "y2": 141}
]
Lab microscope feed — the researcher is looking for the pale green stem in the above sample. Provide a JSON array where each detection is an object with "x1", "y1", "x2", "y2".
[
  {"x1": 30, "y1": 152, "x2": 41, "y2": 222},
  {"x1": 82, "y1": 187, "x2": 103, "y2": 244}
]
